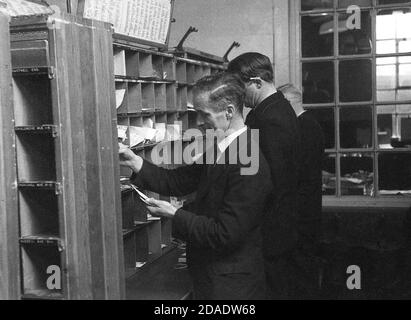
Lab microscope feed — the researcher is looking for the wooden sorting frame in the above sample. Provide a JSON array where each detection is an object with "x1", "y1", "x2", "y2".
[{"x1": 6, "y1": 14, "x2": 124, "y2": 300}]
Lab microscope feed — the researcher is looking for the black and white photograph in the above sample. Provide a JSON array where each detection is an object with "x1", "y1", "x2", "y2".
[{"x1": 0, "y1": 0, "x2": 411, "y2": 306}]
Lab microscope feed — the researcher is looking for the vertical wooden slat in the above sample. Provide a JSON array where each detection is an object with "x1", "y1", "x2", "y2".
[
  {"x1": 91, "y1": 19, "x2": 124, "y2": 299},
  {"x1": 0, "y1": 10, "x2": 20, "y2": 300},
  {"x1": 65, "y1": 14, "x2": 92, "y2": 299},
  {"x1": 51, "y1": 17, "x2": 77, "y2": 299},
  {"x1": 79, "y1": 17, "x2": 108, "y2": 299},
  {"x1": 104, "y1": 22, "x2": 126, "y2": 299}
]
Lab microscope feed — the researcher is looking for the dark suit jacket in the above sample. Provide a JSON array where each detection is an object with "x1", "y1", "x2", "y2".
[
  {"x1": 245, "y1": 91, "x2": 301, "y2": 259},
  {"x1": 296, "y1": 111, "x2": 324, "y2": 251},
  {"x1": 131, "y1": 129, "x2": 272, "y2": 300}
]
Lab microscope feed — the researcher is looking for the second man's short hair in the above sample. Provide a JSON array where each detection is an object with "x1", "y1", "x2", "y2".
[{"x1": 227, "y1": 52, "x2": 274, "y2": 83}]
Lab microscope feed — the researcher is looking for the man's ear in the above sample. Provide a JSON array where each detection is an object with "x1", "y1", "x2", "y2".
[
  {"x1": 250, "y1": 77, "x2": 263, "y2": 89},
  {"x1": 226, "y1": 105, "x2": 235, "y2": 119}
]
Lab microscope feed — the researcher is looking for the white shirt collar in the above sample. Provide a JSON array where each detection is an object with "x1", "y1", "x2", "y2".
[
  {"x1": 217, "y1": 126, "x2": 247, "y2": 156},
  {"x1": 297, "y1": 110, "x2": 306, "y2": 117}
]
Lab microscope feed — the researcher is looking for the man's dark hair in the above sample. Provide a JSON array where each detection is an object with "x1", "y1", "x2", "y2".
[
  {"x1": 227, "y1": 52, "x2": 274, "y2": 83},
  {"x1": 194, "y1": 72, "x2": 245, "y2": 114}
]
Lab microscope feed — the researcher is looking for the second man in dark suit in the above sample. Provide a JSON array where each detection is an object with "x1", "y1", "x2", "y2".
[{"x1": 227, "y1": 52, "x2": 301, "y2": 299}]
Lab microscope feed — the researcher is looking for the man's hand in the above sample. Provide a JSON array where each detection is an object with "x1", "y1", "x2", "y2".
[
  {"x1": 118, "y1": 143, "x2": 143, "y2": 173},
  {"x1": 145, "y1": 198, "x2": 177, "y2": 218}
]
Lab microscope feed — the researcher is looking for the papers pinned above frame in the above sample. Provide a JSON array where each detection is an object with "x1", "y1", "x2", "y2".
[
  {"x1": 3, "y1": 0, "x2": 54, "y2": 17},
  {"x1": 81, "y1": 0, "x2": 175, "y2": 48}
]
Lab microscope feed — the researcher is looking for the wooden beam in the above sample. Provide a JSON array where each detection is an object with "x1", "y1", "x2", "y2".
[
  {"x1": 273, "y1": 0, "x2": 290, "y2": 86},
  {"x1": 0, "y1": 10, "x2": 20, "y2": 300}
]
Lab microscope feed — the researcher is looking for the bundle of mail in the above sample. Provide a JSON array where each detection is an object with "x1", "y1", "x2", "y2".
[{"x1": 118, "y1": 123, "x2": 182, "y2": 148}]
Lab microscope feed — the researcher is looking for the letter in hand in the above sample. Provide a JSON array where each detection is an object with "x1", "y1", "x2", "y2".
[
  {"x1": 118, "y1": 143, "x2": 143, "y2": 173},
  {"x1": 145, "y1": 198, "x2": 177, "y2": 218}
]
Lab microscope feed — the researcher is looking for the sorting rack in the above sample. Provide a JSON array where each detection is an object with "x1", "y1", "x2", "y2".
[
  {"x1": 113, "y1": 39, "x2": 226, "y2": 280},
  {"x1": 8, "y1": 14, "x2": 124, "y2": 300}
]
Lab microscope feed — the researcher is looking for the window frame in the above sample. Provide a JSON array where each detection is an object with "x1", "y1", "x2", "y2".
[{"x1": 291, "y1": 0, "x2": 411, "y2": 208}]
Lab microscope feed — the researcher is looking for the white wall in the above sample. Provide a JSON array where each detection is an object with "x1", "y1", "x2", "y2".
[{"x1": 169, "y1": 0, "x2": 275, "y2": 62}]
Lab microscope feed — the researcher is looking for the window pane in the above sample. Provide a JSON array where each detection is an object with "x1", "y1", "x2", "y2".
[
  {"x1": 322, "y1": 154, "x2": 336, "y2": 195},
  {"x1": 399, "y1": 63, "x2": 411, "y2": 86},
  {"x1": 376, "y1": 9, "x2": 411, "y2": 55},
  {"x1": 340, "y1": 106, "x2": 373, "y2": 149},
  {"x1": 377, "y1": 57, "x2": 411, "y2": 102},
  {"x1": 306, "y1": 108, "x2": 335, "y2": 149},
  {"x1": 338, "y1": 11, "x2": 372, "y2": 55},
  {"x1": 379, "y1": 153, "x2": 411, "y2": 195},
  {"x1": 377, "y1": 63, "x2": 395, "y2": 90},
  {"x1": 339, "y1": 60, "x2": 372, "y2": 102},
  {"x1": 399, "y1": 39, "x2": 411, "y2": 53},
  {"x1": 301, "y1": 0, "x2": 334, "y2": 11},
  {"x1": 377, "y1": 105, "x2": 411, "y2": 149},
  {"x1": 302, "y1": 14, "x2": 334, "y2": 57},
  {"x1": 303, "y1": 62, "x2": 335, "y2": 103},
  {"x1": 340, "y1": 153, "x2": 374, "y2": 196},
  {"x1": 338, "y1": 0, "x2": 372, "y2": 8},
  {"x1": 377, "y1": 40, "x2": 396, "y2": 54}
]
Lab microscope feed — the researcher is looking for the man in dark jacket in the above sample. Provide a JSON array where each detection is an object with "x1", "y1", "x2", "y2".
[
  {"x1": 119, "y1": 72, "x2": 272, "y2": 300},
  {"x1": 227, "y1": 53, "x2": 301, "y2": 299},
  {"x1": 278, "y1": 84, "x2": 325, "y2": 299}
]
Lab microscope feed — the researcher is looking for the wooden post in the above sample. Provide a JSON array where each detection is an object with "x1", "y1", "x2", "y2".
[
  {"x1": 273, "y1": 0, "x2": 290, "y2": 86},
  {"x1": 0, "y1": 9, "x2": 20, "y2": 300}
]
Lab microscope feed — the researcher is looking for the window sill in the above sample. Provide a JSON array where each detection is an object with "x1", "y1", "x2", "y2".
[{"x1": 322, "y1": 196, "x2": 411, "y2": 212}]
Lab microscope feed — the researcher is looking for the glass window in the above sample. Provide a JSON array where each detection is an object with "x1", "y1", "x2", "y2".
[
  {"x1": 306, "y1": 108, "x2": 336, "y2": 149},
  {"x1": 322, "y1": 154, "x2": 336, "y2": 195},
  {"x1": 302, "y1": 14, "x2": 334, "y2": 57},
  {"x1": 340, "y1": 153, "x2": 374, "y2": 196},
  {"x1": 299, "y1": 1, "x2": 411, "y2": 198},
  {"x1": 340, "y1": 106, "x2": 373, "y2": 149},
  {"x1": 303, "y1": 61, "x2": 335, "y2": 103},
  {"x1": 339, "y1": 60, "x2": 372, "y2": 102},
  {"x1": 378, "y1": 153, "x2": 411, "y2": 194},
  {"x1": 377, "y1": 56, "x2": 411, "y2": 102},
  {"x1": 338, "y1": 11, "x2": 372, "y2": 55},
  {"x1": 377, "y1": 105, "x2": 411, "y2": 148},
  {"x1": 301, "y1": 0, "x2": 334, "y2": 11},
  {"x1": 376, "y1": 9, "x2": 411, "y2": 55}
]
